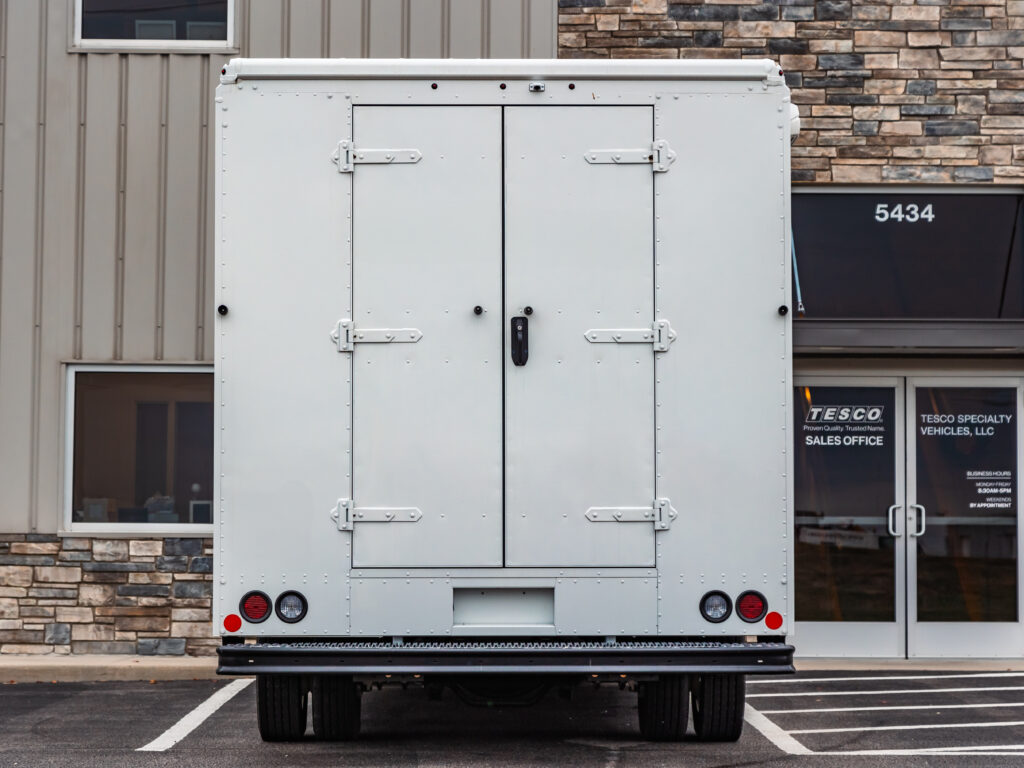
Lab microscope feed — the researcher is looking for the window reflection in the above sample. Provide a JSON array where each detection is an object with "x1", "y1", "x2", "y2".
[
  {"x1": 915, "y1": 387, "x2": 1018, "y2": 622},
  {"x1": 794, "y1": 386, "x2": 897, "y2": 622},
  {"x1": 81, "y1": 0, "x2": 228, "y2": 42},
  {"x1": 72, "y1": 372, "x2": 213, "y2": 525}
]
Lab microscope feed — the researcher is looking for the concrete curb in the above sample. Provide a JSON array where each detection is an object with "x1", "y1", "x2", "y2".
[
  {"x1": 796, "y1": 658, "x2": 1024, "y2": 672},
  {"x1": 0, "y1": 654, "x2": 220, "y2": 683}
]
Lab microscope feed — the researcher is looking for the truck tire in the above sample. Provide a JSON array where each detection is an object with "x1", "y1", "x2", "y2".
[
  {"x1": 312, "y1": 675, "x2": 361, "y2": 740},
  {"x1": 257, "y1": 675, "x2": 308, "y2": 741},
  {"x1": 691, "y1": 673, "x2": 745, "y2": 742},
  {"x1": 637, "y1": 674, "x2": 689, "y2": 741}
]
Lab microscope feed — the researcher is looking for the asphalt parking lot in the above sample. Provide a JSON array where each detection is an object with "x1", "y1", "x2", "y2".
[{"x1": 3, "y1": 670, "x2": 1024, "y2": 767}]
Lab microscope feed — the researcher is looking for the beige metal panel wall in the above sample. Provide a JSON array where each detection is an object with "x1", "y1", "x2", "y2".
[
  {"x1": 0, "y1": 0, "x2": 43, "y2": 536},
  {"x1": 241, "y1": 0, "x2": 556, "y2": 58},
  {"x1": 0, "y1": 0, "x2": 556, "y2": 534}
]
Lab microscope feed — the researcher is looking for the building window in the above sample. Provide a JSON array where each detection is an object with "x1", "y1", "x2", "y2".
[
  {"x1": 65, "y1": 366, "x2": 213, "y2": 532},
  {"x1": 73, "y1": 0, "x2": 234, "y2": 51}
]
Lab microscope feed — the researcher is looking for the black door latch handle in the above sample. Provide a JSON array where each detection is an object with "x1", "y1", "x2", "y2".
[{"x1": 511, "y1": 316, "x2": 529, "y2": 366}]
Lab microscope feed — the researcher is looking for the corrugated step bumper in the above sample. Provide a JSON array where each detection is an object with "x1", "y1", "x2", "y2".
[{"x1": 217, "y1": 640, "x2": 794, "y2": 676}]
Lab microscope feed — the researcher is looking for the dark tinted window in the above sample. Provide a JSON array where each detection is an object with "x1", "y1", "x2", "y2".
[
  {"x1": 72, "y1": 372, "x2": 213, "y2": 525},
  {"x1": 81, "y1": 0, "x2": 228, "y2": 41},
  {"x1": 915, "y1": 387, "x2": 1018, "y2": 622},
  {"x1": 793, "y1": 194, "x2": 1024, "y2": 319},
  {"x1": 794, "y1": 386, "x2": 897, "y2": 622}
]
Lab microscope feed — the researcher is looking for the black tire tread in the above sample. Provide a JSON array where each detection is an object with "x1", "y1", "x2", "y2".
[
  {"x1": 691, "y1": 673, "x2": 745, "y2": 742},
  {"x1": 257, "y1": 675, "x2": 308, "y2": 742},
  {"x1": 637, "y1": 674, "x2": 689, "y2": 741},
  {"x1": 312, "y1": 675, "x2": 361, "y2": 741}
]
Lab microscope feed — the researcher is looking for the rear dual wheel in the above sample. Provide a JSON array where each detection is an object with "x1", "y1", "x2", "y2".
[
  {"x1": 691, "y1": 673, "x2": 746, "y2": 742},
  {"x1": 312, "y1": 675, "x2": 361, "y2": 740},
  {"x1": 256, "y1": 674, "x2": 361, "y2": 742},
  {"x1": 636, "y1": 672, "x2": 746, "y2": 742},
  {"x1": 257, "y1": 675, "x2": 308, "y2": 742},
  {"x1": 637, "y1": 675, "x2": 689, "y2": 741}
]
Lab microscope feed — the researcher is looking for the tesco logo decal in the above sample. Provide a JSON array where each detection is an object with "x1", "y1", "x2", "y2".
[{"x1": 806, "y1": 405, "x2": 884, "y2": 424}]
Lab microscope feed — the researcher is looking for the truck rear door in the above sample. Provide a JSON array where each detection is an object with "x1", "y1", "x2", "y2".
[
  {"x1": 349, "y1": 105, "x2": 657, "y2": 568},
  {"x1": 503, "y1": 107, "x2": 657, "y2": 567},
  {"x1": 351, "y1": 106, "x2": 504, "y2": 567}
]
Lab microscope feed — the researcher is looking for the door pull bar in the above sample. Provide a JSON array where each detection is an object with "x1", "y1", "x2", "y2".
[
  {"x1": 887, "y1": 504, "x2": 902, "y2": 537},
  {"x1": 909, "y1": 504, "x2": 926, "y2": 537}
]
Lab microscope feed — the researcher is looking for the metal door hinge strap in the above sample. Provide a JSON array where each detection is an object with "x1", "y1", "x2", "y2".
[
  {"x1": 586, "y1": 499, "x2": 678, "y2": 531},
  {"x1": 331, "y1": 499, "x2": 423, "y2": 531},
  {"x1": 584, "y1": 320, "x2": 677, "y2": 352},
  {"x1": 584, "y1": 139, "x2": 676, "y2": 172},
  {"x1": 332, "y1": 140, "x2": 422, "y2": 172},
  {"x1": 331, "y1": 319, "x2": 423, "y2": 352}
]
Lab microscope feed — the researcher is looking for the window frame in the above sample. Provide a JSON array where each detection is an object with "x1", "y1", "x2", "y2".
[
  {"x1": 62, "y1": 363, "x2": 215, "y2": 536},
  {"x1": 70, "y1": 0, "x2": 237, "y2": 54}
]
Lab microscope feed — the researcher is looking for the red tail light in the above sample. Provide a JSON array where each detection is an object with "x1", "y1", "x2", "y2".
[
  {"x1": 737, "y1": 591, "x2": 767, "y2": 622},
  {"x1": 240, "y1": 591, "x2": 271, "y2": 623}
]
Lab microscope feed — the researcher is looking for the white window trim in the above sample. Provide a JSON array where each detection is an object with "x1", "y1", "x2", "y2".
[
  {"x1": 70, "y1": 0, "x2": 237, "y2": 54},
  {"x1": 62, "y1": 363, "x2": 215, "y2": 536}
]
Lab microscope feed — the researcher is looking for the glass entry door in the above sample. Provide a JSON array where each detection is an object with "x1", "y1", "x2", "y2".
[
  {"x1": 794, "y1": 378, "x2": 906, "y2": 657},
  {"x1": 795, "y1": 376, "x2": 1024, "y2": 658},
  {"x1": 908, "y1": 380, "x2": 1022, "y2": 657}
]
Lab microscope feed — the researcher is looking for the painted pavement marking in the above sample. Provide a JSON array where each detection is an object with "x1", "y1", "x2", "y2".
[{"x1": 137, "y1": 678, "x2": 253, "y2": 752}]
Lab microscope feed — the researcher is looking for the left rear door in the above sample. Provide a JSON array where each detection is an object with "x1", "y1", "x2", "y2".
[{"x1": 351, "y1": 106, "x2": 503, "y2": 567}]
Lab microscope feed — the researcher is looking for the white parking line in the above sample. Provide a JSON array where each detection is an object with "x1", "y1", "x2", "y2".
[
  {"x1": 919, "y1": 743, "x2": 1024, "y2": 752},
  {"x1": 790, "y1": 719, "x2": 1024, "y2": 735},
  {"x1": 137, "y1": 678, "x2": 254, "y2": 752},
  {"x1": 748, "y1": 685, "x2": 1024, "y2": 698},
  {"x1": 814, "y1": 749, "x2": 1024, "y2": 757},
  {"x1": 743, "y1": 704, "x2": 813, "y2": 755},
  {"x1": 761, "y1": 701, "x2": 1024, "y2": 714},
  {"x1": 749, "y1": 672, "x2": 1024, "y2": 685}
]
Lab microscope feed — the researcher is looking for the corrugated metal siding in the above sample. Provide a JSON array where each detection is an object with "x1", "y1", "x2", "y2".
[{"x1": 0, "y1": 0, "x2": 555, "y2": 533}]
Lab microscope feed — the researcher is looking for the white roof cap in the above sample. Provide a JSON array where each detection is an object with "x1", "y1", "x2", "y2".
[{"x1": 221, "y1": 57, "x2": 782, "y2": 84}]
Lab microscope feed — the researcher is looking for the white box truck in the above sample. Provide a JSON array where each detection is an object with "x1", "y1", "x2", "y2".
[{"x1": 214, "y1": 58, "x2": 798, "y2": 743}]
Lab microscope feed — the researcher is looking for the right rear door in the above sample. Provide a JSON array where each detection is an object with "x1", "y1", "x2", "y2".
[{"x1": 503, "y1": 107, "x2": 658, "y2": 567}]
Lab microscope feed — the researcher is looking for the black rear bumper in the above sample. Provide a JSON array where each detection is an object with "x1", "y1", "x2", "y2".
[{"x1": 217, "y1": 639, "x2": 794, "y2": 676}]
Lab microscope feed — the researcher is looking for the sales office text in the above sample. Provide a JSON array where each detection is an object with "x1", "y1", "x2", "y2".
[{"x1": 806, "y1": 435, "x2": 884, "y2": 446}]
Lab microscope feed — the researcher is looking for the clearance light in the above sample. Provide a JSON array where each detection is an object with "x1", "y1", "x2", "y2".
[
  {"x1": 737, "y1": 591, "x2": 768, "y2": 623},
  {"x1": 240, "y1": 591, "x2": 271, "y2": 623},
  {"x1": 700, "y1": 591, "x2": 732, "y2": 623}
]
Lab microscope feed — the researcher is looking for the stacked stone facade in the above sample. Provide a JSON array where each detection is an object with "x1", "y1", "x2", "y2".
[
  {"x1": 559, "y1": 0, "x2": 1024, "y2": 182},
  {"x1": 0, "y1": 536, "x2": 214, "y2": 656}
]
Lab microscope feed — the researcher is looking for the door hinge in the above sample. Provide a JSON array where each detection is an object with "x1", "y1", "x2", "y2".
[
  {"x1": 584, "y1": 319, "x2": 677, "y2": 352},
  {"x1": 330, "y1": 319, "x2": 423, "y2": 352},
  {"x1": 330, "y1": 499, "x2": 423, "y2": 531},
  {"x1": 584, "y1": 139, "x2": 676, "y2": 173},
  {"x1": 585, "y1": 499, "x2": 678, "y2": 531},
  {"x1": 331, "y1": 140, "x2": 422, "y2": 173}
]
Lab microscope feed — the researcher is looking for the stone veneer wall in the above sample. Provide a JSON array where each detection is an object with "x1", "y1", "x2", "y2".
[
  {"x1": 559, "y1": 0, "x2": 1024, "y2": 183},
  {"x1": 0, "y1": 536, "x2": 214, "y2": 656}
]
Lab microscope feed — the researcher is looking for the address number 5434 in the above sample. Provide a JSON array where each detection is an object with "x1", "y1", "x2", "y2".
[{"x1": 875, "y1": 203, "x2": 935, "y2": 223}]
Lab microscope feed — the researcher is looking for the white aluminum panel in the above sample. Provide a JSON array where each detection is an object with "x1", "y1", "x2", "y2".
[
  {"x1": 349, "y1": 576, "x2": 656, "y2": 636},
  {"x1": 215, "y1": 84, "x2": 353, "y2": 636},
  {"x1": 504, "y1": 106, "x2": 656, "y2": 567},
  {"x1": 652, "y1": 90, "x2": 793, "y2": 636},
  {"x1": 555, "y1": 577, "x2": 657, "y2": 636},
  {"x1": 352, "y1": 106, "x2": 503, "y2": 568},
  {"x1": 351, "y1": 577, "x2": 455, "y2": 637}
]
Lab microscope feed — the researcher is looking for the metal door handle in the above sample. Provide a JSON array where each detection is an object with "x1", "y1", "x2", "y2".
[
  {"x1": 511, "y1": 316, "x2": 529, "y2": 366},
  {"x1": 909, "y1": 504, "x2": 926, "y2": 537},
  {"x1": 887, "y1": 504, "x2": 902, "y2": 537}
]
